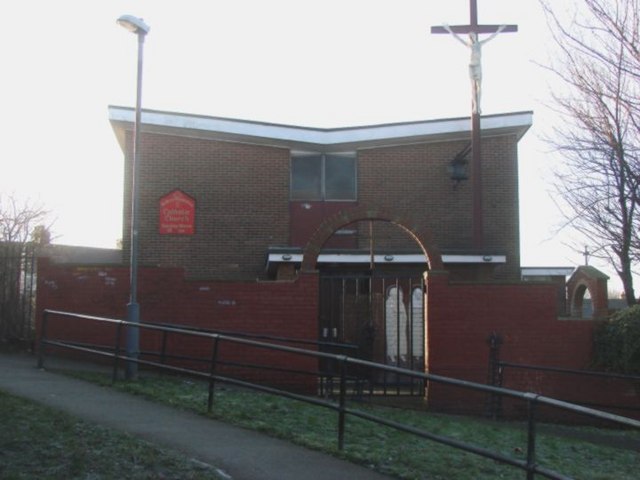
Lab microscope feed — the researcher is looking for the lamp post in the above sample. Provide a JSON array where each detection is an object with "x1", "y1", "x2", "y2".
[{"x1": 117, "y1": 14, "x2": 150, "y2": 380}]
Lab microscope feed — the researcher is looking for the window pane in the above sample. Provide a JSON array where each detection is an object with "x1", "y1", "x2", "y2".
[
  {"x1": 325, "y1": 154, "x2": 356, "y2": 200},
  {"x1": 291, "y1": 154, "x2": 322, "y2": 200}
]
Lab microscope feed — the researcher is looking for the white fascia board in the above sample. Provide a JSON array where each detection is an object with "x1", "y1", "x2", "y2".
[
  {"x1": 521, "y1": 267, "x2": 575, "y2": 277},
  {"x1": 443, "y1": 254, "x2": 507, "y2": 264},
  {"x1": 109, "y1": 106, "x2": 532, "y2": 151},
  {"x1": 268, "y1": 253, "x2": 506, "y2": 264}
]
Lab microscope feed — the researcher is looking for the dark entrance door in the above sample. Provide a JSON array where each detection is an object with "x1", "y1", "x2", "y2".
[{"x1": 319, "y1": 270, "x2": 426, "y2": 395}]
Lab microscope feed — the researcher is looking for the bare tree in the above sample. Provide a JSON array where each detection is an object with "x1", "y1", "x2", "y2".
[
  {"x1": 540, "y1": 0, "x2": 640, "y2": 305},
  {"x1": 0, "y1": 194, "x2": 51, "y2": 343},
  {"x1": 0, "y1": 195, "x2": 50, "y2": 244}
]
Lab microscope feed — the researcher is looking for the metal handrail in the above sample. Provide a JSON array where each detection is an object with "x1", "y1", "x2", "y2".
[
  {"x1": 494, "y1": 360, "x2": 640, "y2": 414},
  {"x1": 38, "y1": 309, "x2": 640, "y2": 480},
  {"x1": 152, "y1": 321, "x2": 359, "y2": 351},
  {"x1": 498, "y1": 360, "x2": 640, "y2": 382}
]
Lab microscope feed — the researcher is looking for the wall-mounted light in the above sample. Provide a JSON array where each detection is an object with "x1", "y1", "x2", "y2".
[
  {"x1": 282, "y1": 254, "x2": 292, "y2": 261},
  {"x1": 448, "y1": 142, "x2": 471, "y2": 188},
  {"x1": 384, "y1": 255, "x2": 394, "y2": 262}
]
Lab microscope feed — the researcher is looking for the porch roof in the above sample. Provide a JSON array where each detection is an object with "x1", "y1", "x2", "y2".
[{"x1": 265, "y1": 247, "x2": 506, "y2": 276}]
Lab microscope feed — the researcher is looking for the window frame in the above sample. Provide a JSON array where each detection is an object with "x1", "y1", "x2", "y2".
[{"x1": 290, "y1": 151, "x2": 357, "y2": 201}]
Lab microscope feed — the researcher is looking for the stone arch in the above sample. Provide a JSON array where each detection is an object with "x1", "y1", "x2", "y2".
[
  {"x1": 300, "y1": 206, "x2": 443, "y2": 272},
  {"x1": 566, "y1": 266, "x2": 609, "y2": 319}
]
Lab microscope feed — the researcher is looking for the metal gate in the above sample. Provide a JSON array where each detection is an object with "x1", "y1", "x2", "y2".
[{"x1": 319, "y1": 272, "x2": 426, "y2": 396}]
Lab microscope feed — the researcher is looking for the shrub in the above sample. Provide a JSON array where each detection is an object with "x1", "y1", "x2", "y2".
[{"x1": 593, "y1": 305, "x2": 640, "y2": 374}]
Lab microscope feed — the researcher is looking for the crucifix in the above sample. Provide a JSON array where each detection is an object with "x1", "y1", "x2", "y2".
[{"x1": 431, "y1": 0, "x2": 517, "y2": 249}]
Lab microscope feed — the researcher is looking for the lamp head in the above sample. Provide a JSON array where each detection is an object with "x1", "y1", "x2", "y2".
[
  {"x1": 448, "y1": 142, "x2": 471, "y2": 188},
  {"x1": 117, "y1": 15, "x2": 150, "y2": 35}
]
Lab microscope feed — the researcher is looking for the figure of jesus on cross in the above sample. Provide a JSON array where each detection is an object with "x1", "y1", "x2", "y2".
[
  {"x1": 442, "y1": 23, "x2": 507, "y2": 114},
  {"x1": 432, "y1": 1, "x2": 516, "y2": 115},
  {"x1": 431, "y1": 0, "x2": 517, "y2": 249}
]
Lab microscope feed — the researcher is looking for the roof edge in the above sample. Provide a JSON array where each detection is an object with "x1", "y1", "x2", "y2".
[{"x1": 108, "y1": 106, "x2": 533, "y2": 151}]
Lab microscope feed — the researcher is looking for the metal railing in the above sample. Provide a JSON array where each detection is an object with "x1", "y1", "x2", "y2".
[
  {"x1": 39, "y1": 309, "x2": 640, "y2": 480},
  {"x1": 150, "y1": 321, "x2": 359, "y2": 387},
  {"x1": 493, "y1": 361, "x2": 640, "y2": 416},
  {"x1": 486, "y1": 333, "x2": 640, "y2": 419}
]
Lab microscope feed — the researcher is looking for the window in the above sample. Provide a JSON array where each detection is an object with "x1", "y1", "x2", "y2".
[
  {"x1": 291, "y1": 154, "x2": 322, "y2": 200},
  {"x1": 291, "y1": 152, "x2": 356, "y2": 200}
]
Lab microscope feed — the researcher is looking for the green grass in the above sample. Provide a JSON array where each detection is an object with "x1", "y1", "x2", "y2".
[
  {"x1": 66, "y1": 370, "x2": 640, "y2": 480},
  {"x1": 0, "y1": 390, "x2": 226, "y2": 479}
]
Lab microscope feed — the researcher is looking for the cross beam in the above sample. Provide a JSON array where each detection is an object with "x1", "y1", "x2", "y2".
[
  {"x1": 431, "y1": 24, "x2": 517, "y2": 35},
  {"x1": 431, "y1": 0, "x2": 517, "y2": 249},
  {"x1": 431, "y1": 0, "x2": 517, "y2": 35}
]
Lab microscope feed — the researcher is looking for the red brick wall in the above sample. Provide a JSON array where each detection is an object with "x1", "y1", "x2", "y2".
[
  {"x1": 425, "y1": 271, "x2": 638, "y2": 420},
  {"x1": 36, "y1": 258, "x2": 318, "y2": 392},
  {"x1": 38, "y1": 260, "x2": 635, "y2": 419}
]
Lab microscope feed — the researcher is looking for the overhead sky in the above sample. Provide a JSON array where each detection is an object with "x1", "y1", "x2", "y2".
[{"x1": 1, "y1": 0, "x2": 625, "y2": 291}]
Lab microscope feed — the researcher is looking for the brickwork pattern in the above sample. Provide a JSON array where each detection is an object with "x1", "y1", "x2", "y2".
[
  {"x1": 36, "y1": 258, "x2": 319, "y2": 392},
  {"x1": 36, "y1": 260, "x2": 635, "y2": 419},
  {"x1": 423, "y1": 272, "x2": 635, "y2": 419},
  {"x1": 121, "y1": 131, "x2": 521, "y2": 281},
  {"x1": 122, "y1": 132, "x2": 290, "y2": 280}
]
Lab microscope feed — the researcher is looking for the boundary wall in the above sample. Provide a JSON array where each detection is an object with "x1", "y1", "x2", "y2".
[{"x1": 36, "y1": 259, "x2": 637, "y2": 418}]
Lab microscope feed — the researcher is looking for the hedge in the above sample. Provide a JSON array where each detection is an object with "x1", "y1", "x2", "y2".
[{"x1": 593, "y1": 305, "x2": 640, "y2": 374}]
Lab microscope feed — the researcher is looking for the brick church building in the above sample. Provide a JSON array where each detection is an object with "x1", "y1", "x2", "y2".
[
  {"x1": 36, "y1": 106, "x2": 626, "y2": 415},
  {"x1": 108, "y1": 106, "x2": 530, "y2": 283},
  {"x1": 107, "y1": 106, "x2": 533, "y2": 374}
]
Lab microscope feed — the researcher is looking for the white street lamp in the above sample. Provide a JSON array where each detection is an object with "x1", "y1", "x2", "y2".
[
  {"x1": 117, "y1": 15, "x2": 150, "y2": 35},
  {"x1": 118, "y1": 14, "x2": 149, "y2": 380}
]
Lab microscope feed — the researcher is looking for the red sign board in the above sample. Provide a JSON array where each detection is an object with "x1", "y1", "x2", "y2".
[{"x1": 159, "y1": 190, "x2": 195, "y2": 235}]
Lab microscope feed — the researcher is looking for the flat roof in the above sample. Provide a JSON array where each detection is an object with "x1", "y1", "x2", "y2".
[{"x1": 109, "y1": 106, "x2": 533, "y2": 153}]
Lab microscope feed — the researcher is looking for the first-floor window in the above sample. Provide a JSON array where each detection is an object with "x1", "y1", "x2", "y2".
[{"x1": 291, "y1": 152, "x2": 356, "y2": 201}]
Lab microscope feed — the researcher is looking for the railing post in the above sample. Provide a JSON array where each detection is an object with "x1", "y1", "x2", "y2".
[
  {"x1": 160, "y1": 330, "x2": 168, "y2": 365},
  {"x1": 37, "y1": 310, "x2": 49, "y2": 369},
  {"x1": 207, "y1": 335, "x2": 220, "y2": 413},
  {"x1": 112, "y1": 321, "x2": 124, "y2": 383},
  {"x1": 485, "y1": 332, "x2": 503, "y2": 419},
  {"x1": 338, "y1": 355, "x2": 347, "y2": 450},
  {"x1": 525, "y1": 393, "x2": 539, "y2": 480}
]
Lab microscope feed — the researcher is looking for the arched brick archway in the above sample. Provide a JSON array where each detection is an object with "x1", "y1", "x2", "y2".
[
  {"x1": 300, "y1": 206, "x2": 443, "y2": 272},
  {"x1": 566, "y1": 266, "x2": 609, "y2": 318}
]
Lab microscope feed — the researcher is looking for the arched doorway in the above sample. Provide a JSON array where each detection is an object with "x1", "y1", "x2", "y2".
[{"x1": 302, "y1": 207, "x2": 441, "y2": 395}]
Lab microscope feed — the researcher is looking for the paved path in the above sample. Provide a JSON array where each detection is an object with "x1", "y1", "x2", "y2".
[{"x1": 0, "y1": 352, "x2": 392, "y2": 480}]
